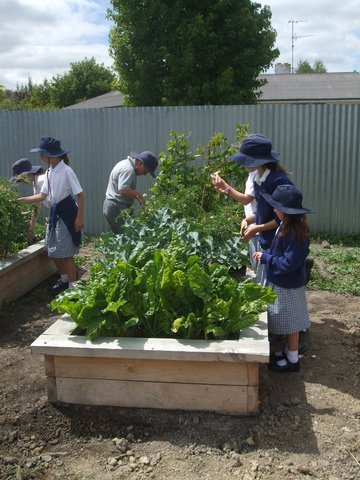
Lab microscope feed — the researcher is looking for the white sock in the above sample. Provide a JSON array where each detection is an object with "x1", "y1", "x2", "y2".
[
  {"x1": 276, "y1": 349, "x2": 298, "y2": 367},
  {"x1": 286, "y1": 349, "x2": 299, "y2": 364},
  {"x1": 61, "y1": 274, "x2": 69, "y2": 283}
]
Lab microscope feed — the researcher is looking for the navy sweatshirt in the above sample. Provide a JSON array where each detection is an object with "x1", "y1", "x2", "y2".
[
  {"x1": 260, "y1": 229, "x2": 310, "y2": 288},
  {"x1": 49, "y1": 195, "x2": 81, "y2": 247},
  {"x1": 254, "y1": 171, "x2": 293, "y2": 250}
]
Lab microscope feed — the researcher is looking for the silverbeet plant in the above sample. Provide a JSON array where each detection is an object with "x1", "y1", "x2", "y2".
[{"x1": 51, "y1": 234, "x2": 276, "y2": 341}]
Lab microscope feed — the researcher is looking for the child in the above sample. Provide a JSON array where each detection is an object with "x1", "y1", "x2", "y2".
[
  {"x1": 10, "y1": 158, "x2": 49, "y2": 242},
  {"x1": 103, "y1": 150, "x2": 158, "y2": 234},
  {"x1": 18, "y1": 137, "x2": 85, "y2": 292},
  {"x1": 211, "y1": 134, "x2": 293, "y2": 284},
  {"x1": 252, "y1": 184, "x2": 313, "y2": 372}
]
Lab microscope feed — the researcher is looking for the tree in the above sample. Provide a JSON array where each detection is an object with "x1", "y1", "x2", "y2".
[
  {"x1": 296, "y1": 59, "x2": 327, "y2": 73},
  {"x1": 50, "y1": 57, "x2": 115, "y2": 108},
  {"x1": 108, "y1": 0, "x2": 279, "y2": 106},
  {"x1": 0, "y1": 78, "x2": 54, "y2": 110}
]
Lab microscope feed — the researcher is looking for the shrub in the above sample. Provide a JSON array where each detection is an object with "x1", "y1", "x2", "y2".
[
  {"x1": 0, "y1": 178, "x2": 32, "y2": 259},
  {"x1": 140, "y1": 125, "x2": 249, "y2": 241}
]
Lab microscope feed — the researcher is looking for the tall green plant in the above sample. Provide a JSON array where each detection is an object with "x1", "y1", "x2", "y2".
[
  {"x1": 0, "y1": 178, "x2": 31, "y2": 258},
  {"x1": 143, "y1": 126, "x2": 249, "y2": 240}
]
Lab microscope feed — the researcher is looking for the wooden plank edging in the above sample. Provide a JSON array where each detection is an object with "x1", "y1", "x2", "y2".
[{"x1": 31, "y1": 312, "x2": 269, "y2": 363}]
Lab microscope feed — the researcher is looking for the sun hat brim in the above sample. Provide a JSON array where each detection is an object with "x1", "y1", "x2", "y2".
[
  {"x1": 30, "y1": 147, "x2": 70, "y2": 157},
  {"x1": 261, "y1": 191, "x2": 313, "y2": 215},
  {"x1": 231, "y1": 150, "x2": 281, "y2": 167},
  {"x1": 10, "y1": 165, "x2": 42, "y2": 182}
]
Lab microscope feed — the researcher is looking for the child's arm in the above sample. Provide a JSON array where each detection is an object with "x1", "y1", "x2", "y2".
[
  {"x1": 75, "y1": 192, "x2": 85, "y2": 232},
  {"x1": 242, "y1": 218, "x2": 278, "y2": 241},
  {"x1": 119, "y1": 187, "x2": 145, "y2": 207},
  {"x1": 18, "y1": 193, "x2": 46, "y2": 203},
  {"x1": 260, "y1": 241, "x2": 309, "y2": 274}
]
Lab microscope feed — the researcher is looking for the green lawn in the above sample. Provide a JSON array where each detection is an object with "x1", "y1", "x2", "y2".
[{"x1": 308, "y1": 235, "x2": 360, "y2": 296}]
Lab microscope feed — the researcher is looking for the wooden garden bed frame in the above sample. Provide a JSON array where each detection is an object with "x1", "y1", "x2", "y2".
[
  {"x1": 31, "y1": 310, "x2": 269, "y2": 415},
  {"x1": 0, "y1": 241, "x2": 57, "y2": 307}
]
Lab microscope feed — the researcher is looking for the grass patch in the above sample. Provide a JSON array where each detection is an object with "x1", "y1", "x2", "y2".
[{"x1": 308, "y1": 234, "x2": 360, "y2": 295}]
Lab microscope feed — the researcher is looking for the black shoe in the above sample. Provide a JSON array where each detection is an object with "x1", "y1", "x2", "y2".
[
  {"x1": 48, "y1": 279, "x2": 69, "y2": 293},
  {"x1": 269, "y1": 350, "x2": 287, "y2": 363},
  {"x1": 268, "y1": 356, "x2": 300, "y2": 373}
]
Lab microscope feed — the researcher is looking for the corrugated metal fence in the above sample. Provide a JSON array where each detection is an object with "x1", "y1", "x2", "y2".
[{"x1": 1, "y1": 104, "x2": 359, "y2": 235}]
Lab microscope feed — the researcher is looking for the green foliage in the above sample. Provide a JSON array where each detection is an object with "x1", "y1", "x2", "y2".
[
  {"x1": 296, "y1": 59, "x2": 327, "y2": 73},
  {"x1": 50, "y1": 57, "x2": 115, "y2": 108},
  {"x1": 99, "y1": 208, "x2": 249, "y2": 270},
  {"x1": 0, "y1": 178, "x2": 32, "y2": 258},
  {"x1": 0, "y1": 78, "x2": 55, "y2": 110},
  {"x1": 108, "y1": 1, "x2": 279, "y2": 106},
  {"x1": 142, "y1": 126, "x2": 249, "y2": 241},
  {"x1": 52, "y1": 234, "x2": 276, "y2": 340},
  {"x1": 309, "y1": 235, "x2": 360, "y2": 295},
  {"x1": 0, "y1": 57, "x2": 115, "y2": 110}
]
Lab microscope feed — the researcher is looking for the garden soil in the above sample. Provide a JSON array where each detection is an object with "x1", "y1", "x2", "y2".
[{"x1": 0, "y1": 249, "x2": 359, "y2": 480}]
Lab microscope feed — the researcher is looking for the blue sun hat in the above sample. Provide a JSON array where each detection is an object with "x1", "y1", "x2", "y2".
[
  {"x1": 30, "y1": 137, "x2": 70, "y2": 157},
  {"x1": 130, "y1": 150, "x2": 158, "y2": 178},
  {"x1": 10, "y1": 158, "x2": 42, "y2": 182},
  {"x1": 231, "y1": 134, "x2": 281, "y2": 167},
  {"x1": 261, "y1": 185, "x2": 314, "y2": 215}
]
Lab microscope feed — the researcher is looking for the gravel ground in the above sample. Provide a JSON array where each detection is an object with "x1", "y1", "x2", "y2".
[{"x1": 0, "y1": 255, "x2": 359, "y2": 480}]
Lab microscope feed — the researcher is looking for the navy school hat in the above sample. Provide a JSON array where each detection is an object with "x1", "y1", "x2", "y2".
[
  {"x1": 131, "y1": 151, "x2": 158, "y2": 178},
  {"x1": 231, "y1": 134, "x2": 281, "y2": 167},
  {"x1": 10, "y1": 158, "x2": 42, "y2": 183},
  {"x1": 261, "y1": 185, "x2": 314, "y2": 215},
  {"x1": 30, "y1": 136, "x2": 70, "y2": 157}
]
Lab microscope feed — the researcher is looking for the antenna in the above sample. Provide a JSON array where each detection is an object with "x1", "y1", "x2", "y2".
[{"x1": 288, "y1": 19, "x2": 314, "y2": 73}]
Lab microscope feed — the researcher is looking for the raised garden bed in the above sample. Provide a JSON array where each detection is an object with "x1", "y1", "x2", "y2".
[
  {"x1": 31, "y1": 309, "x2": 269, "y2": 415},
  {"x1": 0, "y1": 241, "x2": 57, "y2": 307}
]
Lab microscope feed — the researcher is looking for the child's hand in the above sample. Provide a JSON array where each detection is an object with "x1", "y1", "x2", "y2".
[
  {"x1": 252, "y1": 251, "x2": 263, "y2": 262},
  {"x1": 211, "y1": 171, "x2": 229, "y2": 194},
  {"x1": 241, "y1": 224, "x2": 258, "y2": 241}
]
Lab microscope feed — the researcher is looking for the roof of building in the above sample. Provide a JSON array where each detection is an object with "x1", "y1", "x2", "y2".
[
  {"x1": 63, "y1": 72, "x2": 360, "y2": 108},
  {"x1": 258, "y1": 72, "x2": 360, "y2": 103},
  {"x1": 63, "y1": 90, "x2": 125, "y2": 109}
]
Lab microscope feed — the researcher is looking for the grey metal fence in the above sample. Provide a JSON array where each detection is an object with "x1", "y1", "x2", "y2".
[{"x1": 1, "y1": 104, "x2": 359, "y2": 235}]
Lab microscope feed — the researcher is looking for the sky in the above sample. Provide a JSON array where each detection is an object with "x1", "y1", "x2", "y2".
[{"x1": 1, "y1": 0, "x2": 359, "y2": 91}]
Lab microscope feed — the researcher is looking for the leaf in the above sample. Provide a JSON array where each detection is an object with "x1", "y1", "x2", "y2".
[{"x1": 187, "y1": 263, "x2": 212, "y2": 301}]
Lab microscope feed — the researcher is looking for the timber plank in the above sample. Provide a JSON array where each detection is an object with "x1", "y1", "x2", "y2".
[
  {"x1": 53, "y1": 356, "x2": 250, "y2": 385},
  {"x1": 54, "y1": 377, "x2": 250, "y2": 414}
]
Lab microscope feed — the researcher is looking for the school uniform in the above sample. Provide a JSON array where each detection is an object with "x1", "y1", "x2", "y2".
[
  {"x1": 251, "y1": 169, "x2": 293, "y2": 284},
  {"x1": 260, "y1": 227, "x2": 311, "y2": 335},
  {"x1": 103, "y1": 156, "x2": 137, "y2": 233},
  {"x1": 41, "y1": 160, "x2": 83, "y2": 258}
]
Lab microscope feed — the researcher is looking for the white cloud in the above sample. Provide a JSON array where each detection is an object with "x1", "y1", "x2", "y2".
[
  {"x1": 259, "y1": 0, "x2": 360, "y2": 73},
  {"x1": 0, "y1": 0, "x2": 359, "y2": 90},
  {"x1": 0, "y1": 0, "x2": 113, "y2": 89}
]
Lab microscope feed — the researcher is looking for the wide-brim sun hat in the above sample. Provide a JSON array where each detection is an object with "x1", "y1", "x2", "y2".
[
  {"x1": 30, "y1": 136, "x2": 70, "y2": 157},
  {"x1": 10, "y1": 158, "x2": 42, "y2": 182},
  {"x1": 261, "y1": 185, "x2": 314, "y2": 215},
  {"x1": 231, "y1": 134, "x2": 281, "y2": 167},
  {"x1": 131, "y1": 150, "x2": 158, "y2": 178}
]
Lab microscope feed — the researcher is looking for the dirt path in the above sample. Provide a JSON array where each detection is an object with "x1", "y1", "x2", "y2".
[{"x1": 0, "y1": 277, "x2": 359, "y2": 480}]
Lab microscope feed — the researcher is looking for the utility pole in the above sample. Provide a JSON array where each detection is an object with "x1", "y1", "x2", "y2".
[{"x1": 288, "y1": 19, "x2": 313, "y2": 73}]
